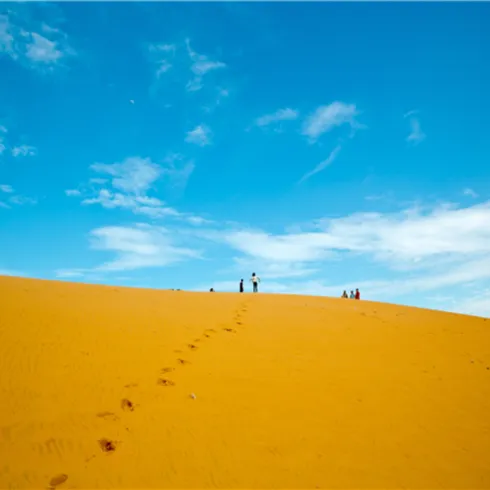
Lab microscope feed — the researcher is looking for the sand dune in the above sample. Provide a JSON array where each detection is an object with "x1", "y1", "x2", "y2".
[{"x1": 0, "y1": 275, "x2": 489, "y2": 489}]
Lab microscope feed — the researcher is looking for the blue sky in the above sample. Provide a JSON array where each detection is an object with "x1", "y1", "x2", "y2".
[{"x1": 1, "y1": 2, "x2": 490, "y2": 317}]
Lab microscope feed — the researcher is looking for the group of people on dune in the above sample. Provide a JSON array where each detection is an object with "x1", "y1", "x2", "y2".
[
  {"x1": 212, "y1": 275, "x2": 359, "y2": 299},
  {"x1": 239, "y1": 273, "x2": 260, "y2": 293},
  {"x1": 342, "y1": 289, "x2": 360, "y2": 300},
  {"x1": 209, "y1": 273, "x2": 261, "y2": 294}
]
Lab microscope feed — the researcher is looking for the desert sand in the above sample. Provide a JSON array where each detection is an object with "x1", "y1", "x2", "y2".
[{"x1": 0, "y1": 275, "x2": 489, "y2": 489}]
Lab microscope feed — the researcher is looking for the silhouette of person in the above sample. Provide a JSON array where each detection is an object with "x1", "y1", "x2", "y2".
[
  {"x1": 355, "y1": 288, "x2": 360, "y2": 300},
  {"x1": 250, "y1": 273, "x2": 260, "y2": 293},
  {"x1": 239, "y1": 279, "x2": 244, "y2": 293},
  {"x1": 341, "y1": 290, "x2": 348, "y2": 298},
  {"x1": 349, "y1": 290, "x2": 355, "y2": 299}
]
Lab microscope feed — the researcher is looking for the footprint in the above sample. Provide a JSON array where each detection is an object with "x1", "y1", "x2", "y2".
[
  {"x1": 157, "y1": 378, "x2": 176, "y2": 387},
  {"x1": 236, "y1": 321, "x2": 243, "y2": 325},
  {"x1": 203, "y1": 333, "x2": 210, "y2": 338},
  {"x1": 188, "y1": 344, "x2": 198, "y2": 350},
  {"x1": 224, "y1": 327, "x2": 236, "y2": 333},
  {"x1": 193, "y1": 338, "x2": 201, "y2": 343},
  {"x1": 121, "y1": 399, "x2": 134, "y2": 412},
  {"x1": 174, "y1": 349, "x2": 183, "y2": 354},
  {"x1": 161, "y1": 367, "x2": 175, "y2": 373},
  {"x1": 124, "y1": 383, "x2": 138, "y2": 388},
  {"x1": 96, "y1": 411, "x2": 119, "y2": 421},
  {"x1": 98, "y1": 439, "x2": 118, "y2": 452},
  {"x1": 177, "y1": 358, "x2": 190, "y2": 365},
  {"x1": 205, "y1": 329, "x2": 216, "y2": 333},
  {"x1": 49, "y1": 474, "x2": 68, "y2": 488}
]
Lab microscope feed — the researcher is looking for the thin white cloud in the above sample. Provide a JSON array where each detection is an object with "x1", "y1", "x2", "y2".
[
  {"x1": 0, "y1": 125, "x2": 6, "y2": 154},
  {"x1": 58, "y1": 224, "x2": 201, "y2": 276},
  {"x1": 302, "y1": 102, "x2": 359, "y2": 141},
  {"x1": 255, "y1": 108, "x2": 299, "y2": 128},
  {"x1": 456, "y1": 289, "x2": 490, "y2": 318},
  {"x1": 185, "y1": 38, "x2": 226, "y2": 92},
  {"x1": 147, "y1": 43, "x2": 176, "y2": 78},
  {"x1": 0, "y1": 126, "x2": 36, "y2": 158},
  {"x1": 299, "y1": 144, "x2": 341, "y2": 183},
  {"x1": 185, "y1": 125, "x2": 212, "y2": 146},
  {"x1": 197, "y1": 200, "x2": 490, "y2": 299},
  {"x1": 0, "y1": 184, "x2": 37, "y2": 208},
  {"x1": 9, "y1": 195, "x2": 37, "y2": 205},
  {"x1": 91, "y1": 156, "x2": 161, "y2": 195},
  {"x1": 89, "y1": 177, "x2": 107, "y2": 185},
  {"x1": 405, "y1": 110, "x2": 426, "y2": 145},
  {"x1": 68, "y1": 155, "x2": 201, "y2": 224},
  {"x1": 0, "y1": 12, "x2": 74, "y2": 71},
  {"x1": 11, "y1": 145, "x2": 37, "y2": 157},
  {"x1": 161, "y1": 153, "x2": 195, "y2": 189},
  {"x1": 82, "y1": 189, "x2": 182, "y2": 219},
  {"x1": 463, "y1": 188, "x2": 478, "y2": 198}
]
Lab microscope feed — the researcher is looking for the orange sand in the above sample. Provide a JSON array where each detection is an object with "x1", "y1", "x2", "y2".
[{"x1": 1, "y1": 275, "x2": 489, "y2": 489}]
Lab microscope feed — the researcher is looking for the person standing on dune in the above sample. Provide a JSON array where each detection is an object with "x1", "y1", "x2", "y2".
[
  {"x1": 250, "y1": 273, "x2": 260, "y2": 293},
  {"x1": 355, "y1": 288, "x2": 360, "y2": 300},
  {"x1": 239, "y1": 279, "x2": 244, "y2": 293}
]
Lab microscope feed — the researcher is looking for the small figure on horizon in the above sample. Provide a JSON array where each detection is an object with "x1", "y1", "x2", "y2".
[
  {"x1": 250, "y1": 273, "x2": 261, "y2": 293},
  {"x1": 239, "y1": 279, "x2": 244, "y2": 293},
  {"x1": 349, "y1": 290, "x2": 355, "y2": 299},
  {"x1": 341, "y1": 290, "x2": 348, "y2": 299},
  {"x1": 355, "y1": 288, "x2": 360, "y2": 300},
  {"x1": 210, "y1": 288, "x2": 214, "y2": 292}
]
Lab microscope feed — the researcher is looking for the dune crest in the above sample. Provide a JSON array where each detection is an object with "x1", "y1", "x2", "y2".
[{"x1": 1, "y1": 275, "x2": 489, "y2": 488}]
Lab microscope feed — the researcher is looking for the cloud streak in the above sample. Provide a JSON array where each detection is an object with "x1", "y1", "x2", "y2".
[
  {"x1": 299, "y1": 144, "x2": 342, "y2": 183},
  {"x1": 255, "y1": 108, "x2": 299, "y2": 128},
  {"x1": 302, "y1": 102, "x2": 359, "y2": 141}
]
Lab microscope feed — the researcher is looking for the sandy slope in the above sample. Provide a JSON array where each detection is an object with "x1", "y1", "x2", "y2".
[{"x1": 0, "y1": 276, "x2": 489, "y2": 489}]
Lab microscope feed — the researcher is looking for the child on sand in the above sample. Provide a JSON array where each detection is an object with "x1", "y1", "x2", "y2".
[
  {"x1": 250, "y1": 273, "x2": 260, "y2": 293},
  {"x1": 341, "y1": 290, "x2": 348, "y2": 298},
  {"x1": 239, "y1": 279, "x2": 244, "y2": 293},
  {"x1": 349, "y1": 290, "x2": 355, "y2": 299}
]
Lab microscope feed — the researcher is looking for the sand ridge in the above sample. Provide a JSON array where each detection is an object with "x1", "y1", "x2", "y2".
[{"x1": 0, "y1": 275, "x2": 489, "y2": 488}]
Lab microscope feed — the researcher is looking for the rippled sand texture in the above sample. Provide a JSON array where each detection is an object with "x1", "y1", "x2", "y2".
[{"x1": 1, "y1": 275, "x2": 489, "y2": 488}]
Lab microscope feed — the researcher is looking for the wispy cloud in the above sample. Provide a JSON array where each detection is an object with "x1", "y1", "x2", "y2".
[
  {"x1": 0, "y1": 184, "x2": 36, "y2": 208},
  {"x1": 0, "y1": 184, "x2": 14, "y2": 193},
  {"x1": 185, "y1": 125, "x2": 212, "y2": 146},
  {"x1": 9, "y1": 195, "x2": 37, "y2": 205},
  {"x1": 299, "y1": 144, "x2": 342, "y2": 183},
  {"x1": 185, "y1": 38, "x2": 226, "y2": 92},
  {"x1": 463, "y1": 188, "x2": 478, "y2": 198},
  {"x1": 57, "y1": 224, "x2": 201, "y2": 276},
  {"x1": 255, "y1": 108, "x2": 299, "y2": 128},
  {"x1": 11, "y1": 144, "x2": 37, "y2": 157},
  {"x1": 198, "y1": 200, "x2": 490, "y2": 300},
  {"x1": 147, "y1": 43, "x2": 176, "y2": 78},
  {"x1": 404, "y1": 110, "x2": 426, "y2": 145},
  {"x1": 67, "y1": 155, "x2": 202, "y2": 224},
  {"x1": 302, "y1": 102, "x2": 359, "y2": 141},
  {"x1": 0, "y1": 12, "x2": 74, "y2": 72},
  {"x1": 91, "y1": 157, "x2": 161, "y2": 195},
  {"x1": 0, "y1": 125, "x2": 7, "y2": 154},
  {"x1": 161, "y1": 153, "x2": 195, "y2": 189},
  {"x1": 0, "y1": 126, "x2": 36, "y2": 158}
]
